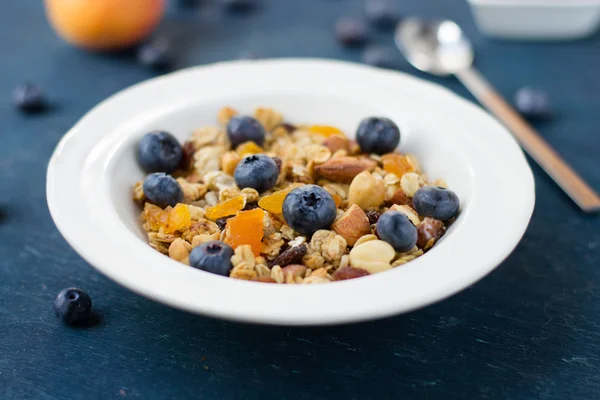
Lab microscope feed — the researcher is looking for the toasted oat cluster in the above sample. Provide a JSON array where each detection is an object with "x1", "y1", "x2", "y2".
[{"x1": 133, "y1": 106, "x2": 457, "y2": 284}]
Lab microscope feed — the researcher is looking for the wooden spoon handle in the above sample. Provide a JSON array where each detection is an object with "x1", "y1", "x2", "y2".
[{"x1": 456, "y1": 67, "x2": 600, "y2": 213}]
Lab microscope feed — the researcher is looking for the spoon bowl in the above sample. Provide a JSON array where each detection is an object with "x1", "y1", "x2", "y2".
[{"x1": 395, "y1": 18, "x2": 474, "y2": 76}]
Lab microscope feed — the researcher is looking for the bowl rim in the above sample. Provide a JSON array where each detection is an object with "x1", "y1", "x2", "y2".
[{"x1": 47, "y1": 58, "x2": 535, "y2": 325}]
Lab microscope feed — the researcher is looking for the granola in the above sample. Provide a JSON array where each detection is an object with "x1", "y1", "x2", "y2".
[{"x1": 133, "y1": 107, "x2": 459, "y2": 283}]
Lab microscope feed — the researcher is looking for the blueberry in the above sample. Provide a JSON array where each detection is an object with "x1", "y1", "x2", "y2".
[
  {"x1": 138, "y1": 131, "x2": 183, "y2": 173},
  {"x1": 335, "y1": 17, "x2": 368, "y2": 46},
  {"x1": 412, "y1": 186, "x2": 460, "y2": 221},
  {"x1": 137, "y1": 38, "x2": 172, "y2": 71},
  {"x1": 189, "y1": 241, "x2": 234, "y2": 276},
  {"x1": 362, "y1": 46, "x2": 397, "y2": 69},
  {"x1": 282, "y1": 185, "x2": 337, "y2": 236},
  {"x1": 234, "y1": 154, "x2": 278, "y2": 193},
  {"x1": 227, "y1": 116, "x2": 266, "y2": 148},
  {"x1": 356, "y1": 117, "x2": 400, "y2": 154},
  {"x1": 376, "y1": 210, "x2": 418, "y2": 252},
  {"x1": 12, "y1": 83, "x2": 47, "y2": 112},
  {"x1": 365, "y1": 0, "x2": 400, "y2": 29},
  {"x1": 143, "y1": 173, "x2": 184, "y2": 208},
  {"x1": 54, "y1": 288, "x2": 92, "y2": 325},
  {"x1": 514, "y1": 87, "x2": 552, "y2": 119}
]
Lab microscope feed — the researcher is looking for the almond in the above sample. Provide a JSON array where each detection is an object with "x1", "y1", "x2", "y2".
[
  {"x1": 331, "y1": 204, "x2": 371, "y2": 246},
  {"x1": 347, "y1": 171, "x2": 385, "y2": 209},
  {"x1": 314, "y1": 157, "x2": 377, "y2": 183},
  {"x1": 323, "y1": 135, "x2": 349, "y2": 153}
]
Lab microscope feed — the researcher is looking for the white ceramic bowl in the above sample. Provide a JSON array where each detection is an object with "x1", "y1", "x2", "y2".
[
  {"x1": 468, "y1": 0, "x2": 600, "y2": 40},
  {"x1": 47, "y1": 59, "x2": 534, "y2": 326}
]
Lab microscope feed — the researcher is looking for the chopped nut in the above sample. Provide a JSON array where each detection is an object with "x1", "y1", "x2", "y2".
[
  {"x1": 354, "y1": 234, "x2": 378, "y2": 248},
  {"x1": 400, "y1": 172, "x2": 424, "y2": 197},
  {"x1": 331, "y1": 204, "x2": 371, "y2": 246},
  {"x1": 288, "y1": 236, "x2": 306, "y2": 248},
  {"x1": 417, "y1": 218, "x2": 445, "y2": 250},
  {"x1": 332, "y1": 266, "x2": 369, "y2": 281},
  {"x1": 349, "y1": 239, "x2": 395, "y2": 274},
  {"x1": 315, "y1": 157, "x2": 377, "y2": 183},
  {"x1": 347, "y1": 171, "x2": 385, "y2": 210},
  {"x1": 388, "y1": 187, "x2": 411, "y2": 206},
  {"x1": 323, "y1": 135, "x2": 349, "y2": 153},
  {"x1": 217, "y1": 106, "x2": 238, "y2": 126},
  {"x1": 168, "y1": 238, "x2": 192, "y2": 265},
  {"x1": 262, "y1": 232, "x2": 285, "y2": 257}
]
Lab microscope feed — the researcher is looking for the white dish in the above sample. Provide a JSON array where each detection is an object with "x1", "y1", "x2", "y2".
[
  {"x1": 47, "y1": 59, "x2": 535, "y2": 326},
  {"x1": 467, "y1": 0, "x2": 600, "y2": 40}
]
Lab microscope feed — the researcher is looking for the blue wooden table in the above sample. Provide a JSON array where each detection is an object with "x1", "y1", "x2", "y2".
[{"x1": 1, "y1": 1, "x2": 599, "y2": 399}]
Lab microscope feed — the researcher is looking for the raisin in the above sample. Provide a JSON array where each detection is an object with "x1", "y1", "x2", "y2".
[
  {"x1": 332, "y1": 267, "x2": 369, "y2": 281},
  {"x1": 279, "y1": 123, "x2": 296, "y2": 133},
  {"x1": 272, "y1": 156, "x2": 283, "y2": 172},
  {"x1": 216, "y1": 216, "x2": 233, "y2": 230},
  {"x1": 270, "y1": 244, "x2": 307, "y2": 267},
  {"x1": 178, "y1": 140, "x2": 195, "y2": 171},
  {"x1": 365, "y1": 210, "x2": 380, "y2": 225},
  {"x1": 243, "y1": 202, "x2": 259, "y2": 211},
  {"x1": 417, "y1": 217, "x2": 445, "y2": 250}
]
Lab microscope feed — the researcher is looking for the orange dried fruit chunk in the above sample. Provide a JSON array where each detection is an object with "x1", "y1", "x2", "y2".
[
  {"x1": 331, "y1": 193, "x2": 343, "y2": 208},
  {"x1": 309, "y1": 125, "x2": 345, "y2": 138},
  {"x1": 142, "y1": 203, "x2": 191, "y2": 234},
  {"x1": 165, "y1": 203, "x2": 191, "y2": 234},
  {"x1": 225, "y1": 208, "x2": 264, "y2": 256},
  {"x1": 382, "y1": 153, "x2": 414, "y2": 178},
  {"x1": 236, "y1": 141, "x2": 264, "y2": 157},
  {"x1": 258, "y1": 184, "x2": 305, "y2": 214},
  {"x1": 258, "y1": 189, "x2": 292, "y2": 214},
  {"x1": 142, "y1": 203, "x2": 169, "y2": 231},
  {"x1": 206, "y1": 196, "x2": 246, "y2": 221}
]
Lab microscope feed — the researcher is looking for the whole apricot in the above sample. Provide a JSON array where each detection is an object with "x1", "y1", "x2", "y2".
[{"x1": 44, "y1": 0, "x2": 166, "y2": 51}]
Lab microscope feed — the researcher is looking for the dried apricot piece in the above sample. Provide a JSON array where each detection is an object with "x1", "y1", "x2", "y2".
[
  {"x1": 142, "y1": 203, "x2": 169, "y2": 231},
  {"x1": 225, "y1": 208, "x2": 265, "y2": 256},
  {"x1": 381, "y1": 153, "x2": 414, "y2": 178},
  {"x1": 165, "y1": 203, "x2": 191, "y2": 234},
  {"x1": 236, "y1": 141, "x2": 264, "y2": 157},
  {"x1": 206, "y1": 196, "x2": 246, "y2": 220},
  {"x1": 331, "y1": 193, "x2": 343, "y2": 208},
  {"x1": 258, "y1": 184, "x2": 304, "y2": 214},
  {"x1": 309, "y1": 125, "x2": 345, "y2": 138}
]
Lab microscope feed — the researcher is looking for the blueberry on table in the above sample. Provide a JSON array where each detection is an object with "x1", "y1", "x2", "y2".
[
  {"x1": 356, "y1": 117, "x2": 400, "y2": 154},
  {"x1": 137, "y1": 38, "x2": 172, "y2": 71},
  {"x1": 376, "y1": 210, "x2": 418, "y2": 252},
  {"x1": 335, "y1": 17, "x2": 368, "y2": 46},
  {"x1": 227, "y1": 115, "x2": 266, "y2": 148},
  {"x1": 283, "y1": 185, "x2": 337, "y2": 236},
  {"x1": 54, "y1": 288, "x2": 92, "y2": 325},
  {"x1": 189, "y1": 241, "x2": 234, "y2": 276},
  {"x1": 412, "y1": 186, "x2": 460, "y2": 221},
  {"x1": 12, "y1": 83, "x2": 47, "y2": 112},
  {"x1": 138, "y1": 131, "x2": 183, "y2": 173},
  {"x1": 143, "y1": 173, "x2": 184, "y2": 208},
  {"x1": 514, "y1": 87, "x2": 552, "y2": 119},
  {"x1": 365, "y1": 0, "x2": 400, "y2": 29},
  {"x1": 234, "y1": 154, "x2": 279, "y2": 193}
]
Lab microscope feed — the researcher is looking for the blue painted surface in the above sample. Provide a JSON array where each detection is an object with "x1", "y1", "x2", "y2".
[{"x1": 1, "y1": 1, "x2": 599, "y2": 399}]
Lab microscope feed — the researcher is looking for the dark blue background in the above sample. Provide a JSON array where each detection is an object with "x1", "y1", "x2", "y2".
[{"x1": 1, "y1": 1, "x2": 599, "y2": 399}]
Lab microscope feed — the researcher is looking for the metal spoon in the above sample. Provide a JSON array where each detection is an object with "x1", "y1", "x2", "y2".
[{"x1": 395, "y1": 18, "x2": 600, "y2": 213}]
